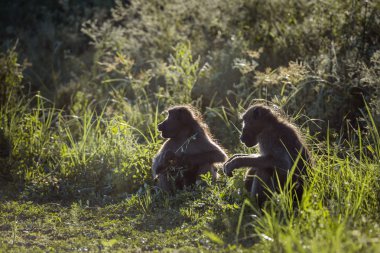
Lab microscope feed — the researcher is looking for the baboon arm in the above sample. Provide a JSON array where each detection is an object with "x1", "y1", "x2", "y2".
[
  {"x1": 152, "y1": 157, "x2": 159, "y2": 179},
  {"x1": 183, "y1": 150, "x2": 227, "y2": 166},
  {"x1": 152, "y1": 154, "x2": 166, "y2": 179},
  {"x1": 224, "y1": 154, "x2": 290, "y2": 177},
  {"x1": 225, "y1": 154, "x2": 250, "y2": 163}
]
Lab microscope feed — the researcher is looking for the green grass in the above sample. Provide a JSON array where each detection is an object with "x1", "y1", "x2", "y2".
[
  {"x1": 1, "y1": 154, "x2": 379, "y2": 252},
  {"x1": 0, "y1": 113, "x2": 380, "y2": 252},
  {"x1": 0, "y1": 182, "x2": 244, "y2": 252},
  {"x1": 1, "y1": 73, "x2": 379, "y2": 252}
]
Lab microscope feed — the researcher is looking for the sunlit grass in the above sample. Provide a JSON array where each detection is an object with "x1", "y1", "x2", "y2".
[
  {"x1": 1, "y1": 111, "x2": 380, "y2": 251},
  {"x1": 1, "y1": 79, "x2": 379, "y2": 252},
  {"x1": 1, "y1": 26, "x2": 379, "y2": 252}
]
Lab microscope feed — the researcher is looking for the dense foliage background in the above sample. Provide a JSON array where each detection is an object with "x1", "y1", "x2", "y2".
[{"x1": 0, "y1": 0, "x2": 379, "y2": 251}]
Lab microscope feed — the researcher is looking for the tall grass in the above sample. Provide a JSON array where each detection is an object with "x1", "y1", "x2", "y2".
[{"x1": 0, "y1": 91, "x2": 161, "y2": 199}]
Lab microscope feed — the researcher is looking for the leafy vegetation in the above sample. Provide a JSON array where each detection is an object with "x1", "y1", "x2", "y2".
[{"x1": 1, "y1": 0, "x2": 379, "y2": 252}]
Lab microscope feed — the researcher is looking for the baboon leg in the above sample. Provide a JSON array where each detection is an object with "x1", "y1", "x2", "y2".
[
  {"x1": 181, "y1": 165, "x2": 218, "y2": 188},
  {"x1": 293, "y1": 176, "x2": 304, "y2": 204},
  {"x1": 244, "y1": 168, "x2": 256, "y2": 193},
  {"x1": 175, "y1": 176, "x2": 185, "y2": 190},
  {"x1": 182, "y1": 169, "x2": 197, "y2": 188},
  {"x1": 197, "y1": 164, "x2": 218, "y2": 181},
  {"x1": 249, "y1": 168, "x2": 275, "y2": 207},
  {"x1": 158, "y1": 173, "x2": 172, "y2": 193}
]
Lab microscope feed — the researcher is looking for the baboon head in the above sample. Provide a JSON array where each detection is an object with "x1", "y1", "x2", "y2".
[
  {"x1": 240, "y1": 105, "x2": 275, "y2": 147},
  {"x1": 158, "y1": 106, "x2": 197, "y2": 138}
]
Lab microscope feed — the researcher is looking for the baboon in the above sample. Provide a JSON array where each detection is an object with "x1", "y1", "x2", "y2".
[
  {"x1": 223, "y1": 104, "x2": 312, "y2": 206},
  {"x1": 152, "y1": 105, "x2": 227, "y2": 192}
]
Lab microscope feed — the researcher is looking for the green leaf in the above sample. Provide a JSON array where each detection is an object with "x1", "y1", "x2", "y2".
[{"x1": 204, "y1": 231, "x2": 224, "y2": 246}]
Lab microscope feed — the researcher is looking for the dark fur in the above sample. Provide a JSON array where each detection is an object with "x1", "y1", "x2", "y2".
[
  {"x1": 152, "y1": 105, "x2": 227, "y2": 192},
  {"x1": 223, "y1": 104, "x2": 312, "y2": 206}
]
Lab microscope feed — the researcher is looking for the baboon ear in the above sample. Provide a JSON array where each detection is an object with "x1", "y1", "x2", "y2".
[
  {"x1": 252, "y1": 107, "x2": 261, "y2": 119},
  {"x1": 250, "y1": 106, "x2": 270, "y2": 120},
  {"x1": 252, "y1": 107, "x2": 267, "y2": 120}
]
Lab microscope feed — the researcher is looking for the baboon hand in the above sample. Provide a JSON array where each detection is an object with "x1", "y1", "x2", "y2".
[{"x1": 223, "y1": 159, "x2": 237, "y2": 177}]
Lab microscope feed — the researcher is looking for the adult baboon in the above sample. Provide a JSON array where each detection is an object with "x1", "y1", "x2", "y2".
[
  {"x1": 223, "y1": 104, "x2": 312, "y2": 206},
  {"x1": 152, "y1": 105, "x2": 227, "y2": 192}
]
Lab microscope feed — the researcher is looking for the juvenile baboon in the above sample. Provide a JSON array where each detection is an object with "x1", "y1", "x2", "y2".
[
  {"x1": 223, "y1": 104, "x2": 312, "y2": 206},
  {"x1": 152, "y1": 105, "x2": 227, "y2": 192}
]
